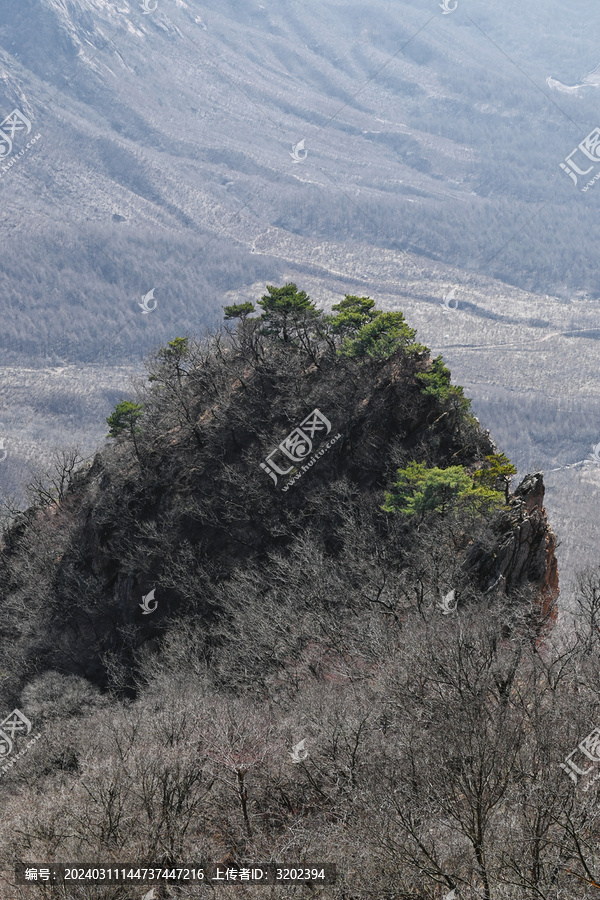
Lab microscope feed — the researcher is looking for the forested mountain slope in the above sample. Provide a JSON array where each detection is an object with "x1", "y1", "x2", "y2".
[
  {"x1": 5, "y1": 291, "x2": 600, "y2": 900},
  {"x1": 1, "y1": 0, "x2": 599, "y2": 365},
  {"x1": 0, "y1": 289, "x2": 557, "y2": 699}
]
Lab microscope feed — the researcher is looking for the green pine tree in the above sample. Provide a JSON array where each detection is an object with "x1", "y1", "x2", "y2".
[
  {"x1": 329, "y1": 295, "x2": 379, "y2": 336},
  {"x1": 339, "y1": 310, "x2": 417, "y2": 360},
  {"x1": 257, "y1": 283, "x2": 320, "y2": 343},
  {"x1": 107, "y1": 400, "x2": 144, "y2": 460},
  {"x1": 223, "y1": 302, "x2": 256, "y2": 321},
  {"x1": 106, "y1": 400, "x2": 144, "y2": 438},
  {"x1": 382, "y1": 461, "x2": 504, "y2": 521},
  {"x1": 473, "y1": 453, "x2": 517, "y2": 502}
]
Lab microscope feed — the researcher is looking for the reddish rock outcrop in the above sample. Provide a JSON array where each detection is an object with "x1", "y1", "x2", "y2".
[{"x1": 465, "y1": 473, "x2": 559, "y2": 626}]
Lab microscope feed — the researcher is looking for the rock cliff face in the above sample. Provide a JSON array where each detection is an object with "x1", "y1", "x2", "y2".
[{"x1": 466, "y1": 472, "x2": 559, "y2": 624}]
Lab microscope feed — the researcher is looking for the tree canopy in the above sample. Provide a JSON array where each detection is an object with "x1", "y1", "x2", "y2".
[
  {"x1": 338, "y1": 310, "x2": 417, "y2": 360},
  {"x1": 223, "y1": 301, "x2": 256, "y2": 321},
  {"x1": 473, "y1": 452, "x2": 517, "y2": 502},
  {"x1": 329, "y1": 295, "x2": 378, "y2": 336},
  {"x1": 257, "y1": 282, "x2": 320, "y2": 343},
  {"x1": 382, "y1": 461, "x2": 505, "y2": 520},
  {"x1": 106, "y1": 400, "x2": 144, "y2": 438}
]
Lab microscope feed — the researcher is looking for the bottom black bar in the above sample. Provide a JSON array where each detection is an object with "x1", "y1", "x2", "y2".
[{"x1": 15, "y1": 862, "x2": 336, "y2": 885}]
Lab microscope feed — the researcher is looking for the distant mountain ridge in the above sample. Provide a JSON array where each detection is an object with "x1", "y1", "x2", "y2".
[{"x1": 0, "y1": 0, "x2": 600, "y2": 368}]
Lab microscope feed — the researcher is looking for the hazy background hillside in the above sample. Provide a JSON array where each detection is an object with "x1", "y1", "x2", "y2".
[{"x1": 1, "y1": 0, "x2": 600, "y2": 591}]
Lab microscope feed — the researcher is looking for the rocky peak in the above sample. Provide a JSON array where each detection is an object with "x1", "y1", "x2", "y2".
[{"x1": 466, "y1": 472, "x2": 559, "y2": 626}]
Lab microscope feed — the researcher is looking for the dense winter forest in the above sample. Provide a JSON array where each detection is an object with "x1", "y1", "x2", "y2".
[
  {"x1": 0, "y1": 288, "x2": 598, "y2": 899},
  {"x1": 2, "y1": 0, "x2": 600, "y2": 589}
]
